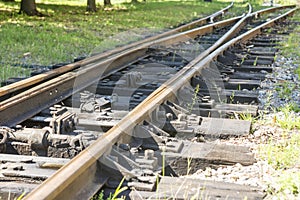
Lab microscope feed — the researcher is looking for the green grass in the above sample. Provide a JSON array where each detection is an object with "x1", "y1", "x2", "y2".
[
  {"x1": 275, "y1": 104, "x2": 300, "y2": 130},
  {"x1": 0, "y1": 0, "x2": 250, "y2": 83},
  {"x1": 261, "y1": 133, "x2": 300, "y2": 170},
  {"x1": 280, "y1": 12, "x2": 300, "y2": 62},
  {"x1": 275, "y1": 81, "x2": 296, "y2": 100},
  {"x1": 0, "y1": 66, "x2": 31, "y2": 83},
  {"x1": 260, "y1": 133, "x2": 300, "y2": 197},
  {"x1": 273, "y1": 10, "x2": 300, "y2": 109},
  {"x1": 0, "y1": 1, "x2": 240, "y2": 65},
  {"x1": 258, "y1": 10, "x2": 300, "y2": 199},
  {"x1": 259, "y1": 105, "x2": 300, "y2": 198},
  {"x1": 92, "y1": 177, "x2": 127, "y2": 200},
  {"x1": 296, "y1": 67, "x2": 300, "y2": 77}
]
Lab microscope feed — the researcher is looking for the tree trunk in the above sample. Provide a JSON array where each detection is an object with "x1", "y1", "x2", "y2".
[
  {"x1": 87, "y1": 0, "x2": 96, "y2": 12},
  {"x1": 104, "y1": 0, "x2": 112, "y2": 7},
  {"x1": 19, "y1": 0, "x2": 42, "y2": 16}
]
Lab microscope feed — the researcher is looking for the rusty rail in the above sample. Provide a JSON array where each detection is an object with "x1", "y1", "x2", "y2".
[
  {"x1": 1, "y1": 4, "x2": 295, "y2": 100},
  {"x1": 1, "y1": 4, "x2": 295, "y2": 126},
  {"x1": 0, "y1": 2, "x2": 234, "y2": 99},
  {"x1": 0, "y1": 12, "x2": 246, "y2": 126},
  {"x1": 23, "y1": 6, "x2": 298, "y2": 200}
]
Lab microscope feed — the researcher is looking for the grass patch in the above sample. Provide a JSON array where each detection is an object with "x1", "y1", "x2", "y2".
[
  {"x1": 259, "y1": 107, "x2": 300, "y2": 198},
  {"x1": 260, "y1": 133, "x2": 300, "y2": 197},
  {"x1": 266, "y1": 170, "x2": 300, "y2": 198},
  {"x1": 275, "y1": 104, "x2": 300, "y2": 130},
  {"x1": 275, "y1": 81, "x2": 296, "y2": 100},
  {"x1": 0, "y1": 1, "x2": 236, "y2": 65},
  {"x1": 296, "y1": 66, "x2": 300, "y2": 77},
  {"x1": 0, "y1": 66, "x2": 31, "y2": 83},
  {"x1": 0, "y1": 0, "x2": 250, "y2": 83},
  {"x1": 258, "y1": 10, "x2": 300, "y2": 199},
  {"x1": 279, "y1": 11, "x2": 300, "y2": 65},
  {"x1": 260, "y1": 132, "x2": 300, "y2": 170}
]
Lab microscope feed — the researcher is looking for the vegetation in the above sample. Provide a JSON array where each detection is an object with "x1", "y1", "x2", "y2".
[
  {"x1": 275, "y1": 81, "x2": 296, "y2": 100},
  {"x1": 0, "y1": 0, "x2": 249, "y2": 83},
  {"x1": 92, "y1": 177, "x2": 127, "y2": 200},
  {"x1": 280, "y1": 11, "x2": 300, "y2": 80},
  {"x1": 258, "y1": 10, "x2": 300, "y2": 199},
  {"x1": 260, "y1": 131, "x2": 300, "y2": 197},
  {"x1": 276, "y1": 104, "x2": 300, "y2": 130}
]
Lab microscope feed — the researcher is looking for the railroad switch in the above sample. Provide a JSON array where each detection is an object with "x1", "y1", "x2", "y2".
[{"x1": 0, "y1": 126, "x2": 96, "y2": 158}]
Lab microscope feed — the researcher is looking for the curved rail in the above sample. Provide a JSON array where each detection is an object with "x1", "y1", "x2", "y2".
[
  {"x1": 24, "y1": 6, "x2": 297, "y2": 200},
  {"x1": 0, "y1": 2, "x2": 234, "y2": 99},
  {"x1": 2, "y1": 3, "x2": 296, "y2": 100},
  {"x1": 1, "y1": 4, "x2": 294, "y2": 126},
  {"x1": 0, "y1": 12, "x2": 247, "y2": 126},
  {"x1": 251, "y1": 4, "x2": 296, "y2": 17}
]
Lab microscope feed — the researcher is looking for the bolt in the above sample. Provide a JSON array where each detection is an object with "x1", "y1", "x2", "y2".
[
  {"x1": 54, "y1": 105, "x2": 62, "y2": 109},
  {"x1": 130, "y1": 147, "x2": 139, "y2": 155},
  {"x1": 178, "y1": 113, "x2": 187, "y2": 121},
  {"x1": 144, "y1": 149, "x2": 154, "y2": 160},
  {"x1": 166, "y1": 113, "x2": 173, "y2": 121},
  {"x1": 133, "y1": 94, "x2": 140, "y2": 100}
]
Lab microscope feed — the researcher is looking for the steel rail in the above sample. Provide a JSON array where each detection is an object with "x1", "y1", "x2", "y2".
[
  {"x1": 0, "y1": 2, "x2": 234, "y2": 99},
  {"x1": 0, "y1": 12, "x2": 248, "y2": 126},
  {"x1": 24, "y1": 6, "x2": 299, "y2": 200},
  {"x1": 251, "y1": 4, "x2": 296, "y2": 18},
  {"x1": 1, "y1": 4, "x2": 295, "y2": 100},
  {"x1": 24, "y1": 7, "x2": 298, "y2": 200},
  {"x1": 0, "y1": 4, "x2": 294, "y2": 126}
]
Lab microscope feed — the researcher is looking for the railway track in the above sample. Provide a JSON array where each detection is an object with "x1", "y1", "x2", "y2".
[
  {"x1": 0, "y1": 3, "x2": 298, "y2": 200},
  {"x1": 0, "y1": 2, "x2": 235, "y2": 100}
]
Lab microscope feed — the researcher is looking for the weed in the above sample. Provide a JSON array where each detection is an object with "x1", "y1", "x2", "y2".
[
  {"x1": 259, "y1": 103, "x2": 300, "y2": 196},
  {"x1": 239, "y1": 112, "x2": 256, "y2": 123},
  {"x1": 92, "y1": 177, "x2": 127, "y2": 200},
  {"x1": 162, "y1": 147, "x2": 166, "y2": 177},
  {"x1": 186, "y1": 157, "x2": 193, "y2": 175},
  {"x1": 261, "y1": 133, "x2": 300, "y2": 169},
  {"x1": 229, "y1": 90, "x2": 235, "y2": 104},
  {"x1": 240, "y1": 56, "x2": 245, "y2": 65},
  {"x1": 275, "y1": 171, "x2": 300, "y2": 196},
  {"x1": 259, "y1": 9, "x2": 300, "y2": 200},
  {"x1": 0, "y1": 66, "x2": 31, "y2": 84},
  {"x1": 188, "y1": 84, "x2": 200, "y2": 114},
  {"x1": 295, "y1": 67, "x2": 300, "y2": 77},
  {"x1": 276, "y1": 103, "x2": 300, "y2": 130},
  {"x1": 108, "y1": 177, "x2": 128, "y2": 200},
  {"x1": 17, "y1": 192, "x2": 26, "y2": 200},
  {"x1": 273, "y1": 54, "x2": 277, "y2": 62},
  {"x1": 275, "y1": 81, "x2": 296, "y2": 100},
  {"x1": 253, "y1": 56, "x2": 258, "y2": 66},
  {"x1": 262, "y1": 90, "x2": 273, "y2": 113},
  {"x1": 261, "y1": 133, "x2": 300, "y2": 197},
  {"x1": 95, "y1": 190, "x2": 104, "y2": 200}
]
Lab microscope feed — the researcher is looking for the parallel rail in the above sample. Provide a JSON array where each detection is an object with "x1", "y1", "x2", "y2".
[
  {"x1": 0, "y1": 2, "x2": 234, "y2": 99},
  {"x1": 22, "y1": 6, "x2": 298, "y2": 200},
  {"x1": 1, "y1": 5, "x2": 296, "y2": 127},
  {"x1": 0, "y1": 10, "x2": 245, "y2": 126}
]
